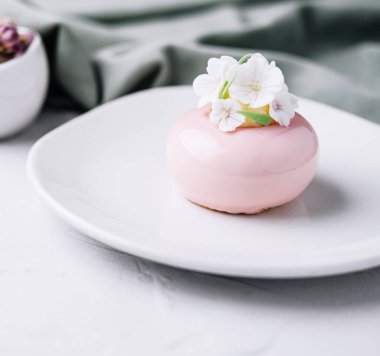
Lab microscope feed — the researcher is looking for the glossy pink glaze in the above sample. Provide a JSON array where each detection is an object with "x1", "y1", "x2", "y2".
[{"x1": 166, "y1": 106, "x2": 318, "y2": 214}]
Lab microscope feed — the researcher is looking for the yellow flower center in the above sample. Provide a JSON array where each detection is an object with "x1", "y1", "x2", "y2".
[
  {"x1": 221, "y1": 109, "x2": 231, "y2": 119},
  {"x1": 251, "y1": 81, "x2": 261, "y2": 92}
]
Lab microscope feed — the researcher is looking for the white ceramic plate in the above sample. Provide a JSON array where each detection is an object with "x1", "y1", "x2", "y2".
[{"x1": 27, "y1": 86, "x2": 380, "y2": 278}]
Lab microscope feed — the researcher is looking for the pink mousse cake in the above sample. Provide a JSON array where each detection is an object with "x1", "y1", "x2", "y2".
[{"x1": 166, "y1": 53, "x2": 318, "y2": 214}]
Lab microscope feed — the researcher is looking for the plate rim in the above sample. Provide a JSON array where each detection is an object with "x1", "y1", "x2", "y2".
[{"x1": 26, "y1": 86, "x2": 380, "y2": 279}]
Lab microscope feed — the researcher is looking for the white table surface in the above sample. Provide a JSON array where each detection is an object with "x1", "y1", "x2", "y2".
[{"x1": 1, "y1": 107, "x2": 380, "y2": 356}]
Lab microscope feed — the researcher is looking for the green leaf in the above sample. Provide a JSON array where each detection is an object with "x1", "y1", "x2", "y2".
[
  {"x1": 238, "y1": 54, "x2": 252, "y2": 65},
  {"x1": 218, "y1": 80, "x2": 229, "y2": 99},
  {"x1": 236, "y1": 110, "x2": 272, "y2": 126},
  {"x1": 222, "y1": 74, "x2": 238, "y2": 98}
]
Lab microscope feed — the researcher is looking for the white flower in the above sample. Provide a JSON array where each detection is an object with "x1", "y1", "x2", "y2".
[
  {"x1": 247, "y1": 53, "x2": 281, "y2": 71},
  {"x1": 269, "y1": 91, "x2": 299, "y2": 127},
  {"x1": 193, "y1": 56, "x2": 237, "y2": 108},
  {"x1": 228, "y1": 58, "x2": 284, "y2": 108},
  {"x1": 209, "y1": 98, "x2": 245, "y2": 132},
  {"x1": 248, "y1": 53, "x2": 278, "y2": 72},
  {"x1": 247, "y1": 53, "x2": 269, "y2": 66},
  {"x1": 282, "y1": 82, "x2": 289, "y2": 92}
]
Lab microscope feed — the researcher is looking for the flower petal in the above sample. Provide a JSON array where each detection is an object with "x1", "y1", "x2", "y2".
[
  {"x1": 218, "y1": 119, "x2": 237, "y2": 132},
  {"x1": 193, "y1": 74, "x2": 218, "y2": 96},
  {"x1": 262, "y1": 66, "x2": 284, "y2": 92},
  {"x1": 269, "y1": 104, "x2": 281, "y2": 125},
  {"x1": 206, "y1": 57, "x2": 222, "y2": 78},
  {"x1": 220, "y1": 55, "x2": 238, "y2": 66},
  {"x1": 210, "y1": 99, "x2": 224, "y2": 117},
  {"x1": 209, "y1": 98, "x2": 244, "y2": 132},
  {"x1": 252, "y1": 88, "x2": 276, "y2": 108},
  {"x1": 247, "y1": 53, "x2": 269, "y2": 66},
  {"x1": 269, "y1": 91, "x2": 298, "y2": 126}
]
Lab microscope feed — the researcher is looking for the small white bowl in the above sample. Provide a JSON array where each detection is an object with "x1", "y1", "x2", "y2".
[{"x1": 0, "y1": 27, "x2": 49, "y2": 139}]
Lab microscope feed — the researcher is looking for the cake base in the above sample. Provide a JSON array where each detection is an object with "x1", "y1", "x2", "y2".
[{"x1": 185, "y1": 196, "x2": 278, "y2": 215}]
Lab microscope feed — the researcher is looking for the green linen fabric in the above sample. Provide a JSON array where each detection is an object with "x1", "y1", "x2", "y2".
[{"x1": 2, "y1": 0, "x2": 380, "y2": 123}]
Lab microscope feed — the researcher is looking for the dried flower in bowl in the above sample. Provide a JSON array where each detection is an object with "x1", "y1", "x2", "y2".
[
  {"x1": 0, "y1": 18, "x2": 34, "y2": 63},
  {"x1": 0, "y1": 18, "x2": 48, "y2": 138}
]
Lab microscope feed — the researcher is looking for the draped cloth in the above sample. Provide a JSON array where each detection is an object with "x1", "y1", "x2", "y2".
[{"x1": 3, "y1": 0, "x2": 380, "y2": 123}]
